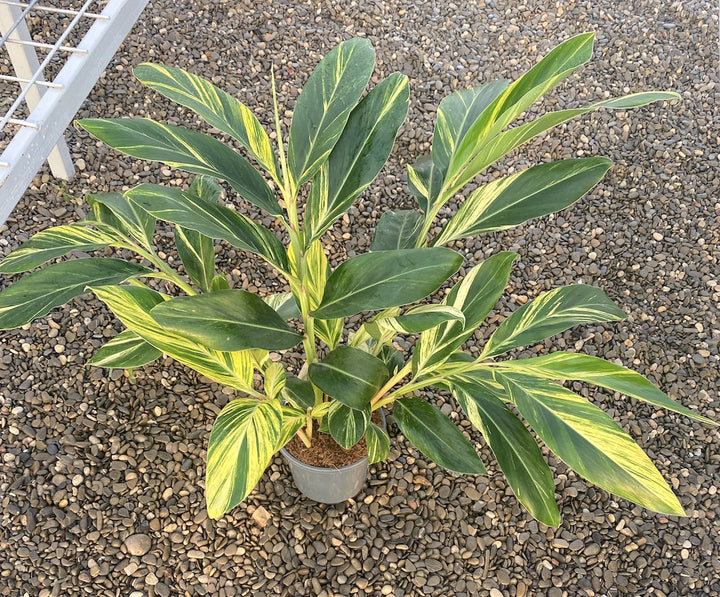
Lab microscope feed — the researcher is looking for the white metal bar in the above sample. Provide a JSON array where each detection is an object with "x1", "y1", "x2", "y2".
[
  {"x1": 0, "y1": 0, "x2": 97, "y2": 131},
  {"x1": 0, "y1": 1, "x2": 73, "y2": 178},
  {"x1": 0, "y1": 1, "x2": 108, "y2": 20},
  {"x1": 4, "y1": 37, "x2": 89, "y2": 54},
  {"x1": 0, "y1": 0, "x2": 150, "y2": 223},
  {"x1": 0, "y1": 74, "x2": 64, "y2": 88}
]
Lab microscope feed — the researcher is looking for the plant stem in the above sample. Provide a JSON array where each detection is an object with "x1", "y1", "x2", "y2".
[
  {"x1": 296, "y1": 428, "x2": 311, "y2": 448},
  {"x1": 370, "y1": 361, "x2": 413, "y2": 407}
]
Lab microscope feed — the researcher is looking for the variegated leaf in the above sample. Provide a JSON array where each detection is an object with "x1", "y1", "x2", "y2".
[
  {"x1": 413, "y1": 252, "x2": 516, "y2": 375},
  {"x1": 501, "y1": 373, "x2": 684, "y2": 516},
  {"x1": 479, "y1": 285, "x2": 626, "y2": 360},
  {"x1": 432, "y1": 80, "x2": 509, "y2": 176},
  {"x1": 287, "y1": 38, "x2": 375, "y2": 194},
  {"x1": 444, "y1": 33, "x2": 596, "y2": 198},
  {"x1": 206, "y1": 398, "x2": 283, "y2": 518},
  {"x1": 134, "y1": 63, "x2": 281, "y2": 182},
  {"x1": 451, "y1": 378, "x2": 559, "y2": 526},
  {"x1": 91, "y1": 284, "x2": 256, "y2": 392},
  {"x1": 0, "y1": 258, "x2": 151, "y2": 329},
  {"x1": 433, "y1": 157, "x2": 613, "y2": 246},
  {"x1": 0, "y1": 223, "x2": 127, "y2": 273},
  {"x1": 365, "y1": 422, "x2": 390, "y2": 464},
  {"x1": 126, "y1": 184, "x2": 289, "y2": 272},
  {"x1": 328, "y1": 401, "x2": 370, "y2": 449},
  {"x1": 304, "y1": 73, "x2": 409, "y2": 244},
  {"x1": 88, "y1": 330, "x2": 162, "y2": 369},
  {"x1": 495, "y1": 352, "x2": 716, "y2": 425},
  {"x1": 442, "y1": 91, "x2": 680, "y2": 200},
  {"x1": 78, "y1": 118, "x2": 280, "y2": 215}
]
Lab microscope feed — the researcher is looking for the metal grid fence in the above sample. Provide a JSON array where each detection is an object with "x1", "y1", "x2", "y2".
[{"x1": 0, "y1": 0, "x2": 148, "y2": 224}]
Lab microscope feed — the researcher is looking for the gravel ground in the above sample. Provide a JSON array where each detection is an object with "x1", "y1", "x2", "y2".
[{"x1": 1, "y1": 1, "x2": 719, "y2": 596}]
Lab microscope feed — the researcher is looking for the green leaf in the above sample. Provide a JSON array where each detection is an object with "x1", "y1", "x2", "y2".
[
  {"x1": 287, "y1": 38, "x2": 376, "y2": 193},
  {"x1": 85, "y1": 196, "x2": 128, "y2": 234},
  {"x1": 394, "y1": 396, "x2": 486, "y2": 474},
  {"x1": 305, "y1": 72, "x2": 410, "y2": 243},
  {"x1": 87, "y1": 330, "x2": 162, "y2": 369},
  {"x1": 365, "y1": 422, "x2": 390, "y2": 464},
  {"x1": 501, "y1": 373, "x2": 684, "y2": 516},
  {"x1": 282, "y1": 376, "x2": 315, "y2": 411},
  {"x1": 480, "y1": 285, "x2": 626, "y2": 360},
  {"x1": 407, "y1": 155, "x2": 443, "y2": 214},
  {"x1": 370, "y1": 210, "x2": 423, "y2": 251},
  {"x1": 126, "y1": 184, "x2": 289, "y2": 272},
  {"x1": 134, "y1": 63, "x2": 281, "y2": 182},
  {"x1": 78, "y1": 118, "x2": 280, "y2": 215},
  {"x1": 175, "y1": 175, "x2": 221, "y2": 292},
  {"x1": 276, "y1": 405, "x2": 307, "y2": 451},
  {"x1": 91, "y1": 284, "x2": 256, "y2": 392},
  {"x1": 206, "y1": 398, "x2": 283, "y2": 518},
  {"x1": 263, "y1": 362, "x2": 286, "y2": 400},
  {"x1": 211, "y1": 274, "x2": 230, "y2": 291},
  {"x1": 175, "y1": 226, "x2": 214, "y2": 292},
  {"x1": 496, "y1": 352, "x2": 716, "y2": 426},
  {"x1": 0, "y1": 258, "x2": 151, "y2": 329},
  {"x1": 315, "y1": 317, "x2": 343, "y2": 350},
  {"x1": 0, "y1": 223, "x2": 125, "y2": 273},
  {"x1": 432, "y1": 80, "x2": 509, "y2": 176},
  {"x1": 378, "y1": 345, "x2": 405, "y2": 376},
  {"x1": 433, "y1": 157, "x2": 613, "y2": 246},
  {"x1": 289, "y1": 239, "x2": 329, "y2": 311},
  {"x1": 442, "y1": 92, "x2": 681, "y2": 200},
  {"x1": 88, "y1": 192, "x2": 156, "y2": 248},
  {"x1": 150, "y1": 289, "x2": 302, "y2": 352},
  {"x1": 389, "y1": 304, "x2": 465, "y2": 334},
  {"x1": 308, "y1": 346, "x2": 388, "y2": 411},
  {"x1": 328, "y1": 401, "x2": 370, "y2": 449},
  {"x1": 263, "y1": 292, "x2": 301, "y2": 320},
  {"x1": 189, "y1": 174, "x2": 224, "y2": 203},
  {"x1": 312, "y1": 247, "x2": 463, "y2": 320},
  {"x1": 444, "y1": 33, "x2": 596, "y2": 197},
  {"x1": 451, "y1": 379, "x2": 559, "y2": 526},
  {"x1": 413, "y1": 252, "x2": 517, "y2": 375}
]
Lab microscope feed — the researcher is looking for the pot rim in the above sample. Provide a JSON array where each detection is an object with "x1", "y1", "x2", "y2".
[{"x1": 279, "y1": 445, "x2": 369, "y2": 473}]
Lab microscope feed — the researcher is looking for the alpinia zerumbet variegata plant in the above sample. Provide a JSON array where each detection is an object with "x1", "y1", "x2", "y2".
[{"x1": 0, "y1": 33, "x2": 714, "y2": 525}]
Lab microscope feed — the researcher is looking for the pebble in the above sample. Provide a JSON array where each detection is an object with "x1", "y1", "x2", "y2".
[
  {"x1": 0, "y1": 2, "x2": 716, "y2": 597},
  {"x1": 124, "y1": 534, "x2": 152, "y2": 557}
]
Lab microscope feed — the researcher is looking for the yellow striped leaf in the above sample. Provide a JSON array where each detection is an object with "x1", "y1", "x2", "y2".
[
  {"x1": 501, "y1": 373, "x2": 685, "y2": 516},
  {"x1": 433, "y1": 157, "x2": 612, "y2": 246},
  {"x1": 441, "y1": 92, "x2": 680, "y2": 199},
  {"x1": 304, "y1": 72, "x2": 409, "y2": 244},
  {"x1": 88, "y1": 330, "x2": 161, "y2": 369},
  {"x1": 287, "y1": 38, "x2": 375, "y2": 194},
  {"x1": 91, "y1": 284, "x2": 256, "y2": 392},
  {"x1": 432, "y1": 80, "x2": 509, "y2": 176},
  {"x1": 413, "y1": 252, "x2": 516, "y2": 375},
  {"x1": 328, "y1": 401, "x2": 370, "y2": 449},
  {"x1": 126, "y1": 184, "x2": 288, "y2": 273},
  {"x1": 0, "y1": 259, "x2": 151, "y2": 329},
  {"x1": 206, "y1": 398, "x2": 283, "y2": 518},
  {"x1": 78, "y1": 118, "x2": 280, "y2": 215},
  {"x1": 365, "y1": 422, "x2": 390, "y2": 464},
  {"x1": 479, "y1": 285, "x2": 626, "y2": 360},
  {"x1": 444, "y1": 33, "x2": 595, "y2": 197},
  {"x1": 134, "y1": 63, "x2": 281, "y2": 183},
  {"x1": 495, "y1": 352, "x2": 716, "y2": 426},
  {"x1": 451, "y1": 378, "x2": 560, "y2": 526},
  {"x1": 0, "y1": 223, "x2": 126, "y2": 273}
]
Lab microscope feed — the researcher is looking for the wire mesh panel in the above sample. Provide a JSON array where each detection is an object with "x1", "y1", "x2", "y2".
[{"x1": 0, "y1": 0, "x2": 148, "y2": 224}]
